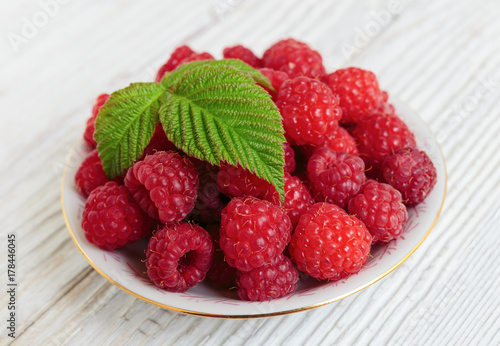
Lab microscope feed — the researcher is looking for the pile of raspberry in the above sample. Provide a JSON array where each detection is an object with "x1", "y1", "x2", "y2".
[{"x1": 76, "y1": 39, "x2": 437, "y2": 301}]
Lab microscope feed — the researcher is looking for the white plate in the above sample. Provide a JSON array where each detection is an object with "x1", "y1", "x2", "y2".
[{"x1": 62, "y1": 98, "x2": 447, "y2": 318}]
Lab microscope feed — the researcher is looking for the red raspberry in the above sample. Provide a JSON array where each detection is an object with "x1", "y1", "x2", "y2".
[
  {"x1": 208, "y1": 246, "x2": 237, "y2": 290},
  {"x1": 146, "y1": 223, "x2": 214, "y2": 292},
  {"x1": 82, "y1": 182, "x2": 153, "y2": 250},
  {"x1": 83, "y1": 94, "x2": 109, "y2": 148},
  {"x1": 262, "y1": 39, "x2": 325, "y2": 78},
  {"x1": 258, "y1": 68, "x2": 290, "y2": 101},
  {"x1": 283, "y1": 142, "x2": 296, "y2": 174},
  {"x1": 323, "y1": 67, "x2": 385, "y2": 124},
  {"x1": 223, "y1": 45, "x2": 262, "y2": 68},
  {"x1": 302, "y1": 126, "x2": 359, "y2": 159},
  {"x1": 307, "y1": 147, "x2": 366, "y2": 209},
  {"x1": 189, "y1": 163, "x2": 226, "y2": 225},
  {"x1": 75, "y1": 149, "x2": 110, "y2": 197},
  {"x1": 276, "y1": 76, "x2": 342, "y2": 146},
  {"x1": 124, "y1": 151, "x2": 199, "y2": 223},
  {"x1": 220, "y1": 196, "x2": 292, "y2": 272},
  {"x1": 351, "y1": 111, "x2": 417, "y2": 172},
  {"x1": 262, "y1": 172, "x2": 314, "y2": 226},
  {"x1": 382, "y1": 148, "x2": 437, "y2": 206},
  {"x1": 155, "y1": 46, "x2": 214, "y2": 82},
  {"x1": 377, "y1": 100, "x2": 395, "y2": 115},
  {"x1": 217, "y1": 163, "x2": 269, "y2": 199},
  {"x1": 289, "y1": 203, "x2": 372, "y2": 280},
  {"x1": 179, "y1": 52, "x2": 214, "y2": 65},
  {"x1": 237, "y1": 254, "x2": 299, "y2": 301},
  {"x1": 141, "y1": 123, "x2": 178, "y2": 158},
  {"x1": 348, "y1": 180, "x2": 408, "y2": 243},
  {"x1": 206, "y1": 225, "x2": 238, "y2": 289}
]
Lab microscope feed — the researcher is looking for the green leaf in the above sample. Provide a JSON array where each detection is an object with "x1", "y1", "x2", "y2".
[
  {"x1": 161, "y1": 59, "x2": 274, "y2": 91},
  {"x1": 94, "y1": 82, "x2": 165, "y2": 179},
  {"x1": 160, "y1": 63, "x2": 286, "y2": 202}
]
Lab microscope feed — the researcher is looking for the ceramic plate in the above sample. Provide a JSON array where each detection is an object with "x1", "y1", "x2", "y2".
[{"x1": 62, "y1": 98, "x2": 446, "y2": 318}]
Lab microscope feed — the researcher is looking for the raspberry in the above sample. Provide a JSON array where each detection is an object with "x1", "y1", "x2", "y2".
[
  {"x1": 83, "y1": 94, "x2": 109, "y2": 148},
  {"x1": 323, "y1": 67, "x2": 385, "y2": 124},
  {"x1": 302, "y1": 126, "x2": 359, "y2": 159},
  {"x1": 179, "y1": 52, "x2": 214, "y2": 65},
  {"x1": 348, "y1": 180, "x2": 408, "y2": 243},
  {"x1": 75, "y1": 149, "x2": 110, "y2": 197},
  {"x1": 189, "y1": 163, "x2": 226, "y2": 225},
  {"x1": 208, "y1": 246, "x2": 237, "y2": 290},
  {"x1": 220, "y1": 196, "x2": 292, "y2": 272},
  {"x1": 217, "y1": 163, "x2": 269, "y2": 199},
  {"x1": 237, "y1": 254, "x2": 299, "y2": 301},
  {"x1": 206, "y1": 225, "x2": 238, "y2": 289},
  {"x1": 382, "y1": 148, "x2": 437, "y2": 206},
  {"x1": 351, "y1": 111, "x2": 417, "y2": 172},
  {"x1": 307, "y1": 147, "x2": 366, "y2": 209},
  {"x1": 262, "y1": 172, "x2": 314, "y2": 226},
  {"x1": 289, "y1": 203, "x2": 372, "y2": 280},
  {"x1": 276, "y1": 76, "x2": 342, "y2": 146},
  {"x1": 124, "y1": 151, "x2": 199, "y2": 223},
  {"x1": 141, "y1": 123, "x2": 178, "y2": 158},
  {"x1": 283, "y1": 142, "x2": 296, "y2": 174},
  {"x1": 223, "y1": 45, "x2": 262, "y2": 68},
  {"x1": 146, "y1": 223, "x2": 214, "y2": 292},
  {"x1": 258, "y1": 68, "x2": 290, "y2": 101},
  {"x1": 82, "y1": 182, "x2": 153, "y2": 250},
  {"x1": 262, "y1": 39, "x2": 325, "y2": 78},
  {"x1": 155, "y1": 46, "x2": 214, "y2": 82}
]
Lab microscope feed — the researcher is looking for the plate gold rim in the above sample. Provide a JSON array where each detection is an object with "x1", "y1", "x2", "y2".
[{"x1": 61, "y1": 125, "x2": 447, "y2": 319}]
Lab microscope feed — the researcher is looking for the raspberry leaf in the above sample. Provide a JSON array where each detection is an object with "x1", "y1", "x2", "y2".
[
  {"x1": 161, "y1": 59, "x2": 274, "y2": 91},
  {"x1": 160, "y1": 63, "x2": 286, "y2": 202},
  {"x1": 94, "y1": 82, "x2": 165, "y2": 179}
]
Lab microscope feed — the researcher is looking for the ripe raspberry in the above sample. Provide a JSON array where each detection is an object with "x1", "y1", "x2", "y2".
[
  {"x1": 82, "y1": 182, "x2": 153, "y2": 250},
  {"x1": 276, "y1": 76, "x2": 342, "y2": 146},
  {"x1": 382, "y1": 148, "x2": 437, "y2": 206},
  {"x1": 179, "y1": 52, "x2": 214, "y2": 65},
  {"x1": 155, "y1": 46, "x2": 214, "y2": 82},
  {"x1": 146, "y1": 223, "x2": 214, "y2": 292},
  {"x1": 262, "y1": 172, "x2": 314, "y2": 226},
  {"x1": 124, "y1": 151, "x2": 199, "y2": 223},
  {"x1": 223, "y1": 45, "x2": 262, "y2": 68},
  {"x1": 208, "y1": 246, "x2": 237, "y2": 290},
  {"x1": 302, "y1": 126, "x2": 359, "y2": 159},
  {"x1": 220, "y1": 196, "x2": 292, "y2": 272},
  {"x1": 206, "y1": 225, "x2": 238, "y2": 289},
  {"x1": 258, "y1": 68, "x2": 290, "y2": 101},
  {"x1": 323, "y1": 67, "x2": 385, "y2": 124},
  {"x1": 189, "y1": 163, "x2": 226, "y2": 225},
  {"x1": 142, "y1": 123, "x2": 178, "y2": 158},
  {"x1": 307, "y1": 147, "x2": 366, "y2": 209},
  {"x1": 348, "y1": 180, "x2": 408, "y2": 243},
  {"x1": 237, "y1": 254, "x2": 299, "y2": 301},
  {"x1": 283, "y1": 142, "x2": 296, "y2": 174},
  {"x1": 289, "y1": 203, "x2": 372, "y2": 280},
  {"x1": 83, "y1": 94, "x2": 109, "y2": 148},
  {"x1": 217, "y1": 163, "x2": 269, "y2": 198},
  {"x1": 262, "y1": 39, "x2": 325, "y2": 78},
  {"x1": 75, "y1": 149, "x2": 110, "y2": 197},
  {"x1": 351, "y1": 111, "x2": 417, "y2": 172}
]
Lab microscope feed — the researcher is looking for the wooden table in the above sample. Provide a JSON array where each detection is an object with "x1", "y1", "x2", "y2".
[{"x1": 1, "y1": 0, "x2": 499, "y2": 344}]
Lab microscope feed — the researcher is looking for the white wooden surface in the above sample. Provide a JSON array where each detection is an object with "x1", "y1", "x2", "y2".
[{"x1": 1, "y1": 0, "x2": 500, "y2": 345}]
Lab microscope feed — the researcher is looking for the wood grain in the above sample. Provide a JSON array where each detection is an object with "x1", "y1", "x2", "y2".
[{"x1": 1, "y1": 0, "x2": 499, "y2": 345}]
